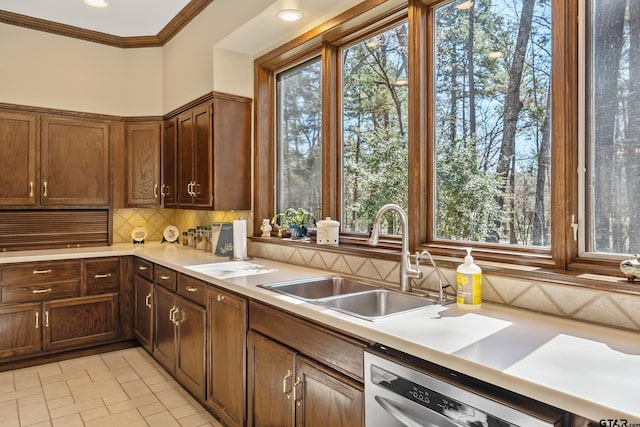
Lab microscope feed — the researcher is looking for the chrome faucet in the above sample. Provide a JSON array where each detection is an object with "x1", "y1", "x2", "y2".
[
  {"x1": 417, "y1": 249, "x2": 450, "y2": 305},
  {"x1": 368, "y1": 204, "x2": 422, "y2": 292}
]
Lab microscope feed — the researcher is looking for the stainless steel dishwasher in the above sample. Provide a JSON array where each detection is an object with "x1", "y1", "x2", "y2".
[{"x1": 365, "y1": 345, "x2": 568, "y2": 427}]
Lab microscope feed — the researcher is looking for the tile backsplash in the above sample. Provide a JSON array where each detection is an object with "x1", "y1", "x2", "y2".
[
  {"x1": 248, "y1": 239, "x2": 640, "y2": 332},
  {"x1": 113, "y1": 208, "x2": 252, "y2": 244}
]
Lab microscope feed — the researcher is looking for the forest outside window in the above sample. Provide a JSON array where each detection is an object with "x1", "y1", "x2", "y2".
[
  {"x1": 341, "y1": 22, "x2": 409, "y2": 235},
  {"x1": 275, "y1": 58, "x2": 322, "y2": 219},
  {"x1": 583, "y1": 0, "x2": 640, "y2": 257},
  {"x1": 432, "y1": 0, "x2": 552, "y2": 248}
]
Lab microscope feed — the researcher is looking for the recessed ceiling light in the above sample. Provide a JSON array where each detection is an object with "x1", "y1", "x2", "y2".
[
  {"x1": 276, "y1": 9, "x2": 304, "y2": 22},
  {"x1": 85, "y1": 0, "x2": 108, "y2": 8}
]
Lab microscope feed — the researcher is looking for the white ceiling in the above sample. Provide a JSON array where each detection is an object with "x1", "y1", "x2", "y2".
[
  {"x1": 0, "y1": 0, "x2": 192, "y2": 37},
  {"x1": 0, "y1": 0, "x2": 365, "y2": 49}
]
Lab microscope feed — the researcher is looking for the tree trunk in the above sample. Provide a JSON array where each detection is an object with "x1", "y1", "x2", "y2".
[
  {"x1": 593, "y1": 0, "x2": 626, "y2": 252},
  {"x1": 533, "y1": 85, "x2": 551, "y2": 246},
  {"x1": 467, "y1": 3, "x2": 477, "y2": 149},
  {"x1": 489, "y1": 0, "x2": 536, "y2": 243}
]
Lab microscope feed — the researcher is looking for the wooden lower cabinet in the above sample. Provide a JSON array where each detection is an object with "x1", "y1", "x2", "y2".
[
  {"x1": 134, "y1": 274, "x2": 153, "y2": 351},
  {"x1": 207, "y1": 288, "x2": 247, "y2": 427},
  {"x1": 153, "y1": 284, "x2": 206, "y2": 400},
  {"x1": 44, "y1": 294, "x2": 119, "y2": 352},
  {"x1": 0, "y1": 302, "x2": 42, "y2": 358},
  {"x1": 248, "y1": 331, "x2": 364, "y2": 427}
]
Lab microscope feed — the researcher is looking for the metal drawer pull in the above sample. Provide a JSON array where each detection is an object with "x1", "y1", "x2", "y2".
[
  {"x1": 145, "y1": 292, "x2": 152, "y2": 308},
  {"x1": 160, "y1": 275, "x2": 171, "y2": 280},
  {"x1": 31, "y1": 288, "x2": 52, "y2": 294},
  {"x1": 35, "y1": 311, "x2": 39, "y2": 329},
  {"x1": 94, "y1": 273, "x2": 112, "y2": 279},
  {"x1": 293, "y1": 377, "x2": 302, "y2": 406},
  {"x1": 138, "y1": 266, "x2": 148, "y2": 271},
  {"x1": 29, "y1": 181, "x2": 34, "y2": 197},
  {"x1": 153, "y1": 184, "x2": 159, "y2": 198},
  {"x1": 32, "y1": 269, "x2": 52, "y2": 275},
  {"x1": 185, "y1": 286, "x2": 198, "y2": 292},
  {"x1": 45, "y1": 310, "x2": 50, "y2": 328},
  {"x1": 282, "y1": 370, "x2": 292, "y2": 398},
  {"x1": 43, "y1": 181, "x2": 48, "y2": 197}
]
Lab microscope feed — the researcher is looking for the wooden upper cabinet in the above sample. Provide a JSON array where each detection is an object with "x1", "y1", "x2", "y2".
[
  {"x1": 126, "y1": 121, "x2": 161, "y2": 207},
  {"x1": 162, "y1": 118, "x2": 178, "y2": 208},
  {"x1": 173, "y1": 93, "x2": 251, "y2": 210},
  {"x1": 0, "y1": 111, "x2": 37, "y2": 206},
  {"x1": 212, "y1": 95, "x2": 251, "y2": 211},
  {"x1": 40, "y1": 116, "x2": 110, "y2": 206}
]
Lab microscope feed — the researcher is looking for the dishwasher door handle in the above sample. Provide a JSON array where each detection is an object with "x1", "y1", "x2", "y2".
[{"x1": 374, "y1": 395, "x2": 463, "y2": 427}]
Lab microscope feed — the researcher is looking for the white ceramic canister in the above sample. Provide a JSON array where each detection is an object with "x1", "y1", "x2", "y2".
[{"x1": 316, "y1": 217, "x2": 340, "y2": 245}]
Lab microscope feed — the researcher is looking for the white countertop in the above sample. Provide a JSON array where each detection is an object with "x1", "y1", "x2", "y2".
[{"x1": 2, "y1": 242, "x2": 639, "y2": 421}]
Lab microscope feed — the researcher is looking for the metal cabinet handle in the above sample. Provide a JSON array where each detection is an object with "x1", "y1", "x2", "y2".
[
  {"x1": 138, "y1": 265, "x2": 148, "y2": 271},
  {"x1": 160, "y1": 275, "x2": 171, "y2": 280},
  {"x1": 33, "y1": 269, "x2": 52, "y2": 275},
  {"x1": 145, "y1": 292, "x2": 152, "y2": 308},
  {"x1": 187, "y1": 182, "x2": 193, "y2": 196},
  {"x1": 169, "y1": 306, "x2": 176, "y2": 323},
  {"x1": 217, "y1": 294, "x2": 225, "y2": 302},
  {"x1": 293, "y1": 377, "x2": 302, "y2": 406},
  {"x1": 31, "y1": 288, "x2": 52, "y2": 294},
  {"x1": 94, "y1": 273, "x2": 112, "y2": 279},
  {"x1": 29, "y1": 181, "x2": 34, "y2": 198},
  {"x1": 35, "y1": 311, "x2": 39, "y2": 329},
  {"x1": 185, "y1": 286, "x2": 197, "y2": 293},
  {"x1": 45, "y1": 310, "x2": 50, "y2": 328},
  {"x1": 194, "y1": 182, "x2": 200, "y2": 196},
  {"x1": 161, "y1": 184, "x2": 169, "y2": 197},
  {"x1": 282, "y1": 370, "x2": 292, "y2": 398},
  {"x1": 43, "y1": 181, "x2": 48, "y2": 197},
  {"x1": 153, "y1": 184, "x2": 159, "y2": 198}
]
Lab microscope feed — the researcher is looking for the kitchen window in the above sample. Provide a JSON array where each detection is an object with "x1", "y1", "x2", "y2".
[
  {"x1": 275, "y1": 58, "x2": 322, "y2": 218},
  {"x1": 255, "y1": 0, "x2": 632, "y2": 276},
  {"x1": 581, "y1": 0, "x2": 640, "y2": 257}
]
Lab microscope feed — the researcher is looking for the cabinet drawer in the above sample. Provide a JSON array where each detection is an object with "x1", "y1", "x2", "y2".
[
  {"x1": 249, "y1": 301, "x2": 367, "y2": 381},
  {"x1": 3, "y1": 261, "x2": 81, "y2": 284},
  {"x1": 85, "y1": 258, "x2": 121, "y2": 295},
  {"x1": 178, "y1": 274, "x2": 206, "y2": 306},
  {"x1": 133, "y1": 258, "x2": 153, "y2": 280},
  {"x1": 154, "y1": 265, "x2": 177, "y2": 291},
  {"x1": 2, "y1": 280, "x2": 81, "y2": 303}
]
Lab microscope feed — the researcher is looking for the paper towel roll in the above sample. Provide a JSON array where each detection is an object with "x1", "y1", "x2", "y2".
[{"x1": 232, "y1": 219, "x2": 248, "y2": 260}]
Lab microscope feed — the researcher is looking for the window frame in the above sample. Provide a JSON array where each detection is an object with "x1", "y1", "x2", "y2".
[{"x1": 254, "y1": 0, "x2": 630, "y2": 278}]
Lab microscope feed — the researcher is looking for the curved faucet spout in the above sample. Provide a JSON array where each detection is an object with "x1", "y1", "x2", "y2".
[{"x1": 368, "y1": 204, "x2": 420, "y2": 292}]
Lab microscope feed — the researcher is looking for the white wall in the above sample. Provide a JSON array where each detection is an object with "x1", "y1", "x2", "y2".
[
  {"x1": 212, "y1": 48, "x2": 253, "y2": 98},
  {"x1": 0, "y1": 24, "x2": 163, "y2": 116}
]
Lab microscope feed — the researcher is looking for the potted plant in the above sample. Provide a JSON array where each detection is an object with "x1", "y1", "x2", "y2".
[{"x1": 271, "y1": 208, "x2": 316, "y2": 239}]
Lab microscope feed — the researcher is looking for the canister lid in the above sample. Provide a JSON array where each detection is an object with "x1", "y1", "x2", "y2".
[{"x1": 317, "y1": 217, "x2": 339, "y2": 227}]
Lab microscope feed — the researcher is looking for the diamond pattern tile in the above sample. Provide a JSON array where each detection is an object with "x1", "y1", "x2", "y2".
[{"x1": 249, "y1": 240, "x2": 640, "y2": 332}]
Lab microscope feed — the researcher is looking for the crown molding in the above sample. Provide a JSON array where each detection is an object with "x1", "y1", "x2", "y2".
[{"x1": 0, "y1": 0, "x2": 213, "y2": 48}]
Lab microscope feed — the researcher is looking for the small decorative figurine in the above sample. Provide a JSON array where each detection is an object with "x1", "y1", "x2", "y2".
[
  {"x1": 620, "y1": 254, "x2": 640, "y2": 282},
  {"x1": 260, "y1": 218, "x2": 272, "y2": 237}
]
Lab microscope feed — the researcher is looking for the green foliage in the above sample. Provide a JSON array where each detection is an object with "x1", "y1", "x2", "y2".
[{"x1": 271, "y1": 208, "x2": 317, "y2": 237}]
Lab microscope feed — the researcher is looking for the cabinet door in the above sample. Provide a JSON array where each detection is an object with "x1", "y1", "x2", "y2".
[
  {"x1": 207, "y1": 289, "x2": 247, "y2": 427},
  {"x1": 211, "y1": 95, "x2": 251, "y2": 210},
  {"x1": 0, "y1": 303, "x2": 42, "y2": 358},
  {"x1": 0, "y1": 111, "x2": 37, "y2": 206},
  {"x1": 126, "y1": 122, "x2": 161, "y2": 207},
  {"x1": 175, "y1": 296, "x2": 206, "y2": 400},
  {"x1": 40, "y1": 116, "x2": 110, "y2": 206},
  {"x1": 44, "y1": 294, "x2": 119, "y2": 352},
  {"x1": 248, "y1": 332, "x2": 295, "y2": 427},
  {"x1": 134, "y1": 275, "x2": 153, "y2": 351},
  {"x1": 295, "y1": 357, "x2": 363, "y2": 427},
  {"x1": 177, "y1": 111, "x2": 195, "y2": 206},
  {"x1": 192, "y1": 103, "x2": 212, "y2": 207},
  {"x1": 162, "y1": 118, "x2": 178, "y2": 207},
  {"x1": 153, "y1": 285, "x2": 176, "y2": 371}
]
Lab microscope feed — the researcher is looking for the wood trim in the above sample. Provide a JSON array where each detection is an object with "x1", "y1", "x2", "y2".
[
  {"x1": 322, "y1": 43, "x2": 339, "y2": 220},
  {"x1": 0, "y1": 0, "x2": 213, "y2": 48}
]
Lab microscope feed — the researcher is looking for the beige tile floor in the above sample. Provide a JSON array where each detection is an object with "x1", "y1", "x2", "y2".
[{"x1": 0, "y1": 347, "x2": 223, "y2": 427}]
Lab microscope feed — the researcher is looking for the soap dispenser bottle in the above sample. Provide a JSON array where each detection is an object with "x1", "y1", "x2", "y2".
[{"x1": 456, "y1": 247, "x2": 482, "y2": 308}]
